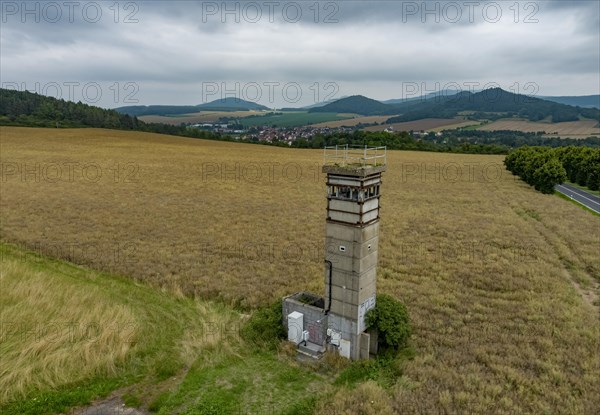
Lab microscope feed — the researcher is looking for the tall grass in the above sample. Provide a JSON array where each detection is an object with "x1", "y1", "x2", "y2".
[
  {"x1": 1, "y1": 126, "x2": 598, "y2": 413},
  {"x1": 0, "y1": 255, "x2": 136, "y2": 401},
  {"x1": 0, "y1": 242, "x2": 242, "y2": 412}
]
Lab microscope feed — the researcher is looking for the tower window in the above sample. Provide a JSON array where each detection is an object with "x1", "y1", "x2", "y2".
[
  {"x1": 329, "y1": 185, "x2": 367, "y2": 201},
  {"x1": 361, "y1": 185, "x2": 380, "y2": 200}
]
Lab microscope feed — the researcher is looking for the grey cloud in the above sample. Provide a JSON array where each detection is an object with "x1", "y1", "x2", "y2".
[{"x1": 1, "y1": 0, "x2": 598, "y2": 108}]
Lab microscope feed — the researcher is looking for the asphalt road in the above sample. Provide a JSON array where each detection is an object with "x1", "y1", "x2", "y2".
[{"x1": 555, "y1": 183, "x2": 600, "y2": 214}]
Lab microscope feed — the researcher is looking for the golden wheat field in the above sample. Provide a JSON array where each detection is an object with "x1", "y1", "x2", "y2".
[
  {"x1": 479, "y1": 119, "x2": 600, "y2": 138},
  {"x1": 1, "y1": 126, "x2": 599, "y2": 414},
  {"x1": 310, "y1": 115, "x2": 392, "y2": 128},
  {"x1": 139, "y1": 110, "x2": 264, "y2": 125},
  {"x1": 364, "y1": 118, "x2": 479, "y2": 132}
]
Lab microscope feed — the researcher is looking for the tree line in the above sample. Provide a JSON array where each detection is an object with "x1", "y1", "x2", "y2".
[
  {"x1": 504, "y1": 146, "x2": 600, "y2": 194},
  {"x1": 289, "y1": 129, "x2": 599, "y2": 154},
  {"x1": 290, "y1": 130, "x2": 508, "y2": 154},
  {"x1": 438, "y1": 129, "x2": 600, "y2": 148}
]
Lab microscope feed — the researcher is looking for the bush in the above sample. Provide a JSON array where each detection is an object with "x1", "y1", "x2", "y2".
[
  {"x1": 240, "y1": 299, "x2": 285, "y2": 350},
  {"x1": 533, "y1": 158, "x2": 567, "y2": 194},
  {"x1": 366, "y1": 294, "x2": 411, "y2": 351},
  {"x1": 505, "y1": 146, "x2": 569, "y2": 194},
  {"x1": 587, "y1": 165, "x2": 600, "y2": 191}
]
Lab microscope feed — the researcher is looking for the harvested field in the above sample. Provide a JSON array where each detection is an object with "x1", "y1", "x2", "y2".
[
  {"x1": 479, "y1": 118, "x2": 600, "y2": 138},
  {"x1": 238, "y1": 111, "x2": 351, "y2": 127},
  {"x1": 364, "y1": 118, "x2": 479, "y2": 132},
  {"x1": 310, "y1": 115, "x2": 392, "y2": 128},
  {"x1": 1, "y1": 126, "x2": 599, "y2": 414},
  {"x1": 139, "y1": 110, "x2": 265, "y2": 125}
]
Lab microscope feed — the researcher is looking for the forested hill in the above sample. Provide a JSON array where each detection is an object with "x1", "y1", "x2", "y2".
[
  {"x1": 115, "y1": 98, "x2": 270, "y2": 116},
  {"x1": 308, "y1": 95, "x2": 397, "y2": 115},
  {"x1": 309, "y1": 88, "x2": 600, "y2": 122},
  {"x1": 0, "y1": 88, "x2": 222, "y2": 140},
  {"x1": 0, "y1": 88, "x2": 141, "y2": 129},
  {"x1": 386, "y1": 88, "x2": 600, "y2": 123}
]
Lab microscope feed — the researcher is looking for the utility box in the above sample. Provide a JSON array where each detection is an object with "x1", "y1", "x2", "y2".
[
  {"x1": 339, "y1": 339, "x2": 351, "y2": 359},
  {"x1": 287, "y1": 311, "x2": 303, "y2": 344}
]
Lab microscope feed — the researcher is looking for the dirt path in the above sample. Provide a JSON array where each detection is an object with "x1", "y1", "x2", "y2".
[
  {"x1": 564, "y1": 269, "x2": 600, "y2": 312},
  {"x1": 66, "y1": 396, "x2": 147, "y2": 415}
]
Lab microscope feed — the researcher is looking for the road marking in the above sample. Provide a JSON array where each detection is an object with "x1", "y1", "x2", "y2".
[
  {"x1": 560, "y1": 185, "x2": 600, "y2": 203},
  {"x1": 556, "y1": 186, "x2": 600, "y2": 214},
  {"x1": 557, "y1": 186, "x2": 600, "y2": 208}
]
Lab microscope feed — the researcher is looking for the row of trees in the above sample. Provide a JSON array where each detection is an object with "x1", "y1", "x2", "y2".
[
  {"x1": 555, "y1": 147, "x2": 600, "y2": 190},
  {"x1": 438, "y1": 129, "x2": 600, "y2": 148},
  {"x1": 289, "y1": 129, "x2": 600, "y2": 154},
  {"x1": 290, "y1": 130, "x2": 508, "y2": 154},
  {"x1": 504, "y1": 146, "x2": 600, "y2": 193}
]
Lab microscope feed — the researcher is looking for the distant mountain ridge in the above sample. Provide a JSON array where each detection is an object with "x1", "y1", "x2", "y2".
[
  {"x1": 115, "y1": 98, "x2": 269, "y2": 116},
  {"x1": 309, "y1": 89, "x2": 600, "y2": 123},
  {"x1": 382, "y1": 90, "x2": 463, "y2": 105},
  {"x1": 540, "y1": 95, "x2": 599, "y2": 109},
  {"x1": 4, "y1": 87, "x2": 598, "y2": 129},
  {"x1": 116, "y1": 91, "x2": 599, "y2": 118},
  {"x1": 385, "y1": 88, "x2": 599, "y2": 123},
  {"x1": 382, "y1": 92, "x2": 599, "y2": 109}
]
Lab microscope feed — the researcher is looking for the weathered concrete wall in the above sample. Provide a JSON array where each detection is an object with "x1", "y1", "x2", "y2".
[
  {"x1": 322, "y1": 167, "x2": 383, "y2": 360},
  {"x1": 325, "y1": 218, "x2": 379, "y2": 323},
  {"x1": 282, "y1": 293, "x2": 327, "y2": 346}
]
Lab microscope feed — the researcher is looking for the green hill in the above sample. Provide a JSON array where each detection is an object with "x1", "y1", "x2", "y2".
[
  {"x1": 386, "y1": 88, "x2": 600, "y2": 123},
  {"x1": 198, "y1": 97, "x2": 269, "y2": 111},
  {"x1": 0, "y1": 88, "x2": 223, "y2": 140},
  {"x1": 308, "y1": 95, "x2": 397, "y2": 116},
  {"x1": 307, "y1": 89, "x2": 600, "y2": 122},
  {"x1": 115, "y1": 98, "x2": 269, "y2": 116},
  {"x1": 0, "y1": 88, "x2": 141, "y2": 129}
]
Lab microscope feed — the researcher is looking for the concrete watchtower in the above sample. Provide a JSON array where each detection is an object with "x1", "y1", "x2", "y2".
[
  {"x1": 282, "y1": 145, "x2": 386, "y2": 360},
  {"x1": 323, "y1": 145, "x2": 386, "y2": 360}
]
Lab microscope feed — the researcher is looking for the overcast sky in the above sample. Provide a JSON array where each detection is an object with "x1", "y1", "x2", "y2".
[{"x1": 1, "y1": 1, "x2": 598, "y2": 108}]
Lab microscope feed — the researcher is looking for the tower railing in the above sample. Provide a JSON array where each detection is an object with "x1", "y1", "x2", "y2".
[{"x1": 323, "y1": 145, "x2": 386, "y2": 167}]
